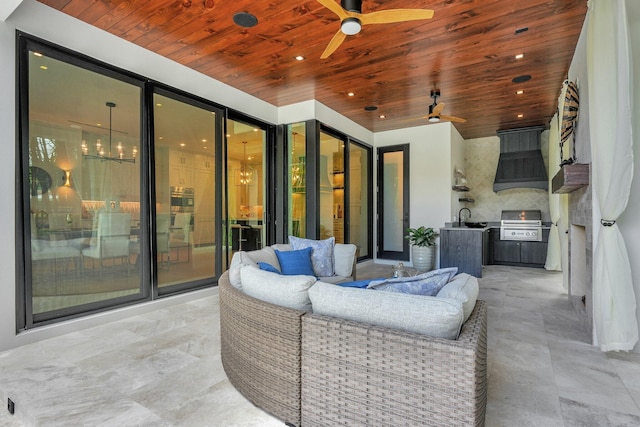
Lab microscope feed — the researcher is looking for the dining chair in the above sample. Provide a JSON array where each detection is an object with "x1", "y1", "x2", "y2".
[
  {"x1": 169, "y1": 212, "x2": 191, "y2": 263},
  {"x1": 82, "y1": 212, "x2": 132, "y2": 273}
]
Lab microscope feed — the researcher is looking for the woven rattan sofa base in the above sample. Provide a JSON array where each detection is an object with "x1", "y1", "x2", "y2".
[
  {"x1": 301, "y1": 300, "x2": 487, "y2": 427},
  {"x1": 219, "y1": 272, "x2": 304, "y2": 427}
]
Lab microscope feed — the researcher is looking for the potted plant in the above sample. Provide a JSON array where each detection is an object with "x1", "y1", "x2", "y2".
[{"x1": 406, "y1": 226, "x2": 439, "y2": 271}]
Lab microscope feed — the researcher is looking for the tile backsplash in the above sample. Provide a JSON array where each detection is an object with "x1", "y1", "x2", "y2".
[{"x1": 463, "y1": 133, "x2": 551, "y2": 222}]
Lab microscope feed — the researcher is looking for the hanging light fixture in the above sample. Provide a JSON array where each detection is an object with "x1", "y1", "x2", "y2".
[
  {"x1": 238, "y1": 141, "x2": 253, "y2": 185},
  {"x1": 81, "y1": 101, "x2": 137, "y2": 164}
]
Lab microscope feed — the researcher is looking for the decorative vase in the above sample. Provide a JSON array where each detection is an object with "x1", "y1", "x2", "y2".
[{"x1": 412, "y1": 245, "x2": 434, "y2": 271}]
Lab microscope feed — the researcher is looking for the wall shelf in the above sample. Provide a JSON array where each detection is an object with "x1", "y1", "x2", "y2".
[
  {"x1": 552, "y1": 163, "x2": 590, "y2": 194},
  {"x1": 459, "y1": 197, "x2": 475, "y2": 203},
  {"x1": 452, "y1": 185, "x2": 470, "y2": 192}
]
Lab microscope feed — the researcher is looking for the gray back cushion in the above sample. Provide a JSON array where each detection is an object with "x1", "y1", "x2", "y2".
[
  {"x1": 240, "y1": 265, "x2": 315, "y2": 311},
  {"x1": 436, "y1": 273, "x2": 479, "y2": 322},
  {"x1": 309, "y1": 281, "x2": 464, "y2": 339}
]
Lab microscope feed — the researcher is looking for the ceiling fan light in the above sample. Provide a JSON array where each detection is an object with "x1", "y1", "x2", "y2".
[
  {"x1": 428, "y1": 116, "x2": 440, "y2": 123},
  {"x1": 341, "y1": 17, "x2": 362, "y2": 35}
]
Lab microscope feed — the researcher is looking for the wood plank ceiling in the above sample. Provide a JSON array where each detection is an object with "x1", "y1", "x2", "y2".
[{"x1": 37, "y1": 0, "x2": 588, "y2": 139}]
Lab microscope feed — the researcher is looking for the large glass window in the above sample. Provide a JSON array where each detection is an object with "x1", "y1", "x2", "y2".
[
  {"x1": 153, "y1": 93, "x2": 217, "y2": 288},
  {"x1": 23, "y1": 44, "x2": 145, "y2": 320},
  {"x1": 17, "y1": 35, "x2": 237, "y2": 329},
  {"x1": 227, "y1": 118, "x2": 267, "y2": 256},
  {"x1": 319, "y1": 130, "x2": 345, "y2": 242},
  {"x1": 288, "y1": 123, "x2": 306, "y2": 238},
  {"x1": 348, "y1": 142, "x2": 371, "y2": 258}
]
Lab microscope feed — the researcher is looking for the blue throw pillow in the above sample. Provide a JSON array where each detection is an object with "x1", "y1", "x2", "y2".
[
  {"x1": 275, "y1": 247, "x2": 315, "y2": 276},
  {"x1": 335, "y1": 278, "x2": 385, "y2": 289},
  {"x1": 258, "y1": 262, "x2": 281, "y2": 274}
]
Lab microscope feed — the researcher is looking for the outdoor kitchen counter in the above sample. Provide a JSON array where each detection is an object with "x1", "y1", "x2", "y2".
[{"x1": 439, "y1": 225, "x2": 492, "y2": 277}]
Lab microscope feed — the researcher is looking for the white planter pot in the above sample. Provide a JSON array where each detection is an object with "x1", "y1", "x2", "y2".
[{"x1": 412, "y1": 245, "x2": 435, "y2": 271}]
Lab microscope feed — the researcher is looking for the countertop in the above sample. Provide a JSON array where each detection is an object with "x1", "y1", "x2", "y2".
[{"x1": 440, "y1": 221, "x2": 552, "y2": 231}]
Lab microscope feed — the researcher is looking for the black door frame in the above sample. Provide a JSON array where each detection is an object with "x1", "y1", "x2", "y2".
[{"x1": 376, "y1": 144, "x2": 410, "y2": 261}]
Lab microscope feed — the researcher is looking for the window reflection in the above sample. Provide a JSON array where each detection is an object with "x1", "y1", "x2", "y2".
[
  {"x1": 288, "y1": 123, "x2": 306, "y2": 238},
  {"x1": 154, "y1": 94, "x2": 216, "y2": 287},
  {"x1": 227, "y1": 118, "x2": 266, "y2": 256},
  {"x1": 27, "y1": 50, "x2": 143, "y2": 315}
]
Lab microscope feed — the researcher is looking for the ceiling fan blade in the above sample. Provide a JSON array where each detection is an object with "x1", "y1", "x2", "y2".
[
  {"x1": 317, "y1": 0, "x2": 349, "y2": 20},
  {"x1": 360, "y1": 9, "x2": 434, "y2": 25},
  {"x1": 321, "y1": 30, "x2": 347, "y2": 59},
  {"x1": 433, "y1": 102, "x2": 445, "y2": 115},
  {"x1": 440, "y1": 115, "x2": 467, "y2": 123}
]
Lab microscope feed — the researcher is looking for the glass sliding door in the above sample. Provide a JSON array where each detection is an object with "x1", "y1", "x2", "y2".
[
  {"x1": 21, "y1": 41, "x2": 146, "y2": 321},
  {"x1": 227, "y1": 118, "x2": 266, "y2": 257},
  {"x1": 377, "y1": 145, "x2": 410, "y2": 260},
  {"x1": 319, "y1": 130, "x2": 345, "y2": 242},
  {"x1": 348, "y1": 141, "x2": 371, "y2": 259},
  {"x1": 153, "y1": 92, "x2": 219, "y2": 289},
  {"x1": 288, "y1": 123, "x2": 307, "y2": 238}
]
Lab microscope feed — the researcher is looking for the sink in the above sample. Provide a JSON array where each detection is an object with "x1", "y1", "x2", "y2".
[{"x1": 464, "y1": 221, "x2": 488, "y2": 228}]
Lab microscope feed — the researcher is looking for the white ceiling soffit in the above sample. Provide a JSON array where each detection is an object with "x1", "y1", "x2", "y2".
[{"x1": 0, "y1": 0, "x2": 22, "y2": 21}]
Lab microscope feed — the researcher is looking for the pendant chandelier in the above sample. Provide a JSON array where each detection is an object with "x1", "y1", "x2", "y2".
[
  {"x1": 239, "y1": 141, "x2": 253, "y2": 185},
  {"x1": 81, "y1": 101, "x2": 137, "y2": 164}
]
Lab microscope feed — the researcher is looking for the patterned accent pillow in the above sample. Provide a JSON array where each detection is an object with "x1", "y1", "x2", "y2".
[
  {"x1": 275, "y1": 247, "x2": 315, "y2": 276},
  {"x1": 367, "y1": 267, "x2": 458, "y2": 296},
  {"x1": 289, "y1": 236, "x2": 335, "y2": 277}
]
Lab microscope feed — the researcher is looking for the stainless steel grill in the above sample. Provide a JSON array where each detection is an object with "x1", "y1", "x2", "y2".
[{"x1": 500, "y1": 210, "x2": 542, "y2": 241}]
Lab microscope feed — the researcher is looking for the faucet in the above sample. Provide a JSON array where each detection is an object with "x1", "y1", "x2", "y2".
[{"x1": 458, "y1": 207, "x2": 471, "y2": 227}]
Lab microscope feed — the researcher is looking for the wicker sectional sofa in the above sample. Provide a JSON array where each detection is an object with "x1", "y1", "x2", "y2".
[{"x1": 219, "y1": 247, "x2": 487, "y2": 427}]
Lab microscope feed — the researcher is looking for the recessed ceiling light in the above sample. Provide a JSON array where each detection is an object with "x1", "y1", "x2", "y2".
[
  {"x1": 156, "y1": 103, "x2": 162, "y2": 107},
  {"x1": 512, "y1": 75, "x2": 531, "y2": 83},
  {"x1": 226, "y1": 134, "x2": 231, "y2": 138},
  {"x1": 517, "y1": 114, "x2": 524, "y2": 118},
  {"x1": 295, "y1": 55, "x2": 305, "y2": 61},
  {"x1": 233, "y1": 12, "x2": 258, "y2": 28},
  {"x1": 180, "y1": 143, "x2": 186, "y2": 147},
  {"x1": 202, "y1": 139, "x2": 207, "y2": 142},
  {"x1": 348, "y1": 92, "x2": 355, "y2": 97},
  {"x1": 379, "y1": 114, "x2": 386, "y2": 119},
  {"x1": 97, "y1": 123, "x2": 102, "y2": 127},
  {"x1": 158, "y1": 136, "x2": 164, "y2": 140},
  {"x1": 364, "y1": 105, "x2": 378, "y2": 111},
  {"x1": 515, "y1": 53, "x2": 524, "y2": 59},
  {"x1": 253, "y1": 128, "x2": 259, "y2": 132},
  {"x1": 33, "y1": 52, "x2": 42, "y2": 57},
  {"x1": 516, "y1": 90, "x2": 524, "y2": 95}
]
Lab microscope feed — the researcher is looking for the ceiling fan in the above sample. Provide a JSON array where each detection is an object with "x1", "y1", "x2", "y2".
[
  {"x1": 317, "y1": 0, "x2": 434, "y2": 59},
  {"x1": 424, "y1": 89, "x2": 467, "y2": 123}
]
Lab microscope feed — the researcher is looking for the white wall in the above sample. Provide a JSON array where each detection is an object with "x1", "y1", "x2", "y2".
[
  {"x1": 277, "y1": 100, "x2": 373, "y2": 145},
  {"x1": 450, "y1": 125, "x2": 466, "y2": 221},
  {"x1": 374, "y1": 122, "x2": 455, "y2": 267}
]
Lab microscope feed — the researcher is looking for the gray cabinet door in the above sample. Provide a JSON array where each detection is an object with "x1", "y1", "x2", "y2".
[
  {"x1": 493, "y1": 240, "x2": 522, "y2": 263},
  {"x1": 440, "y1": 229, "x2": 483, "y2": 277}
]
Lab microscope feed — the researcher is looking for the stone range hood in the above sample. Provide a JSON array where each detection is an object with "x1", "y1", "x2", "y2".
[{"x1": 493, "y1": 126, "x2": 548, "y2": 192}]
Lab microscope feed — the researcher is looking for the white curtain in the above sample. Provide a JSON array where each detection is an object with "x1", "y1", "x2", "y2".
[
  {"x1": 587, "y1": 0, "x2": 637, "y2": 351},
  {"x1": 545, "y1": 113, "x2": 563, "y2": 272}
]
